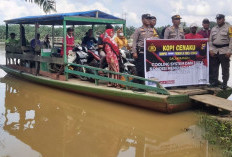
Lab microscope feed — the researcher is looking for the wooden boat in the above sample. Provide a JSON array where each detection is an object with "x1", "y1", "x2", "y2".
[{"x1": 1, "y1": 10, "x2": 232, "y2": 113}]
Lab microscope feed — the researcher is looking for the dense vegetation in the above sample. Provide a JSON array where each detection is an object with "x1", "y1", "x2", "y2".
[
  {"x1": 199, "y1": 114, "x2": 232, "y2": 156},
  {"x1": 0, "y1": 24, "x2": 136, "y2": 43},
  {"x1": 0, "y1": 21, "x2": 217, "y2": 43}
]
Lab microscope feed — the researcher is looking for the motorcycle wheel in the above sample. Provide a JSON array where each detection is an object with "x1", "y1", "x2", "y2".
[
  {"x1": 74, "y1": 60, "x2": 89, "y2": 81},
  {"x1": 128, "y1": 66, "x2": 137, "y2": 75},
  {"x1": 76, "y1": 65, "x2": 89, "y2": 81}
]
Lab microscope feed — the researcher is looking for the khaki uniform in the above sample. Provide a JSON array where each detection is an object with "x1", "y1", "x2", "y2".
[
  {"x1": 209, "y1": 23, "x2": 232, "y2": 54},
  {"x1": 164, "y1": 26, "x2": 185, "y2": 39},
  {"x1": 131, "y1": 26, "x2": 156, "y2": 80},
  {"x1": 132, "y1": 26, "x2": 154, "y2": 54},
  {"x1": 209, "y1": 23, "x2": 232, "y2": 86}
]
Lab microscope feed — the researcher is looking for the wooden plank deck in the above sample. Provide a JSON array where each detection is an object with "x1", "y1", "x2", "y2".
[
  {"x1": 169, "y1": 88, "x2": 209, "y2": 95},
  {"x1": 190, "y1": 94, "x2": 232, "y2": 112}
]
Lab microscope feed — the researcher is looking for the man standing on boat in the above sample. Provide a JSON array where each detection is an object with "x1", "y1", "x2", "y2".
[
  {"x1": 164, "y1": 15, "x2": 185, "y2": 39},
  {"x1": 198, "y1": 18, "x2": 211, "y2": 38},
  {"x1": 30, "y1": 33, "x2": 42, "y2": 49},
  {"x1": 209, "y1": 14, "x2": 232, "y2": 89},
  {"x1": 5, "y1": 33, "x2": 18, "y2": 46},
  {"x1": 132, "y1": 14, "x2": 154, "y2": 83},
  {"x1": 185, "y1": 23, "x2": 203, "y2": 39}
]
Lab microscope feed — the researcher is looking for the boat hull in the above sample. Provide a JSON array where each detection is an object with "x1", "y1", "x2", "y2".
[{"x1": 0, "y1": 65, "x2": 192, "y2": 113}]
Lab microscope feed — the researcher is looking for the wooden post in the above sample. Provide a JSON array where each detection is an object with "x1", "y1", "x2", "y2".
[
  {"x1": 63, "y1": 20, "x2": 68, "y2": 80},
  {"x1": 35, "y1": 61, "x2": 39, "y2": 75},
  {"x1": 92, "y1": 24, "x2": 96, "y2": 38},
  {"x1": 6, "y1": 24, "x2": 9, "y2": 65},
  {"x1": 126, "y1": 76, "x2": 129, "y2": 90},
  {"x1": 19, "y1": 24, "x2": 23, "y2": 47},
  {"x1": 6, "y1": 24, "x2": 8, "y2": 40},
  {"x1": 94, "y1": 70, "x2": 99, "y2": 86},
  {"x1": 52, "y1": 25, "x2": 54, "y2": 48},
  {"x1": 34, "y1": 22, "x2": 38, "y2": 53},
  {"x1": 123, "y1": 23, "x2": 126, "y2": 37}
]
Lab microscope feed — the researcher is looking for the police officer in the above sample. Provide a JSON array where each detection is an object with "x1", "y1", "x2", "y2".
[
  {"x1": 164, "y1": 15, "x2": 185, "y2": 39},
  {"x1": 209, "y1": 14, "x2": 232, "y2": 89},
  {"x1": 132, "y1": 14, "x2": 154, "y2": 83},
  {"x1": 150, "y1": 16, "x2": 159, "y2": 38}
]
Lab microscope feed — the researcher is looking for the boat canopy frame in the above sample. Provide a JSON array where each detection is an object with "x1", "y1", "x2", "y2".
[{"x1": 4, "y1": 10, "x2": 170, "y2": 95}]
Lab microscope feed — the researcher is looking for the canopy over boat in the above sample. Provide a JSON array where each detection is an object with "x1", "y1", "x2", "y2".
[{"x1": 4, "y1": 10, "x2": 125, "y2": 25}]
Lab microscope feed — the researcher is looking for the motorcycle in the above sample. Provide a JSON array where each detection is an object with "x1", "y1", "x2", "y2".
[
  {"x1": 84, "y1": 45, "x2": 136, "y2": 75},
  {"x1": 70, "y1": 44, "x2": 89, "y2": 80},
  {"x1": 119, "y1": 47, "x2": 136, "y2": 75},
  {"x1": 49, "y1": 45, "x2": 89, "y2": 80}
]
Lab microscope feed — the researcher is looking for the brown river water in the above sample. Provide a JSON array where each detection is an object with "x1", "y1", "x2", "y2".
[{"x1": 0, "y1": 45, "x2": 227, "y2": 157}]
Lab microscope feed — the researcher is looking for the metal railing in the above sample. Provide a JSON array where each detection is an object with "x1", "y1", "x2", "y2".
[{"x1": 66, "y1": 62, "x2": 170, "y2": 95}]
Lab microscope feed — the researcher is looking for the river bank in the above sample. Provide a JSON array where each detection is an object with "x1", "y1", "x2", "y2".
[{"x1": 199, "y1": 114, "x2": 232, "y2": 156}]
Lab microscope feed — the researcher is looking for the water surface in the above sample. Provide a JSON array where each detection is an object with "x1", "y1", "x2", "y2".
[{"x1": 0, "y1": 45, "x2": 225, "y2": 157}]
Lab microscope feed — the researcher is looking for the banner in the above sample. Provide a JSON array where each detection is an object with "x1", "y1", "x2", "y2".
[{"x1": 145, "y1": 39, "x2": 209, "y2": 87}]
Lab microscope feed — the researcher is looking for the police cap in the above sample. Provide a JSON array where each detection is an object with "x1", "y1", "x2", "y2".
[
  {"x1": 150, "y1": 16, "x2": 156, "y2": 20},
  {"x1": 202, "y1": 18, "x2": 210, "y2": 24},
  {"x1": 216, "y1": 14, "x2": 225, "y2": 19},
  {"x1": 142, "y1": 14, "x2": 151, "y2": 19},
  {"x1": 172, "y1": 15, "x2": 182, "y2": 20}
]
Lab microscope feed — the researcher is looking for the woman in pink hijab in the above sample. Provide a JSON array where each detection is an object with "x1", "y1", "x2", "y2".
[{"x1": 103, "y1": 29, "x2": 120, "y2": 88}]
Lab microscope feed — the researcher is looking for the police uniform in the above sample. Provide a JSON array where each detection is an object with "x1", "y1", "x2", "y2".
[
  {"x1": 164, "y1": 15, "x2": 185, "y2": 39},
  {"x1": 209, "y1": 14, "x2": 232, "y2": 89},
  {"x1": 132, "y1": 14, "x2": 154, "y2": 79},
  {"x1": 150, "y1": 16, "x2": 159, "y2": 38}
]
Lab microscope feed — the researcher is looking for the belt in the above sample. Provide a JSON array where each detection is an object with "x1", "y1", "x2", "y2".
[
  {"x1": 213, "y1": 44, "x2": 229, "y2": 48},
  {"x1": 137, "y1": 47, "x2": 144, "y2": 53}
]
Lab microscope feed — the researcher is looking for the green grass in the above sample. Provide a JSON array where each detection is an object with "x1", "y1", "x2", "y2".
[{"x1": 198, "y1": 114, "x2": 232, "y2": 156}]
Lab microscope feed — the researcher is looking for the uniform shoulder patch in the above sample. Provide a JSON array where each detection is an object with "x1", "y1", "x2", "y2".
[
  {"x1": 153, "y1": 28, "x2": 159, "y2": 37},
  {"x1": 229, "y1": 27, "x2": 232, "y2": 38},
  {"x1": 140, "y1": 27, "x2": 144, "y2": 31}
]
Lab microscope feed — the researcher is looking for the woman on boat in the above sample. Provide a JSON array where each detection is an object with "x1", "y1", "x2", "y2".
[
  {"x1": 103, "y1": 28, "x2": 120, "y2": 88},
  {"x1": 114, "y1": 28, "x2": 130, "y2": 50}
]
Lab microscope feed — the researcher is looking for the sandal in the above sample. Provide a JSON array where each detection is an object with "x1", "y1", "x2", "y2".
[
  {"x1": 107, "y1": 83, "x2": 114, "y2": 87},
  {"x1": 115, "y1": 85, "x2": 121, "y2": 89},
  {"x1": 98, "y1": 71, "x2": 104, "y2": 76}
]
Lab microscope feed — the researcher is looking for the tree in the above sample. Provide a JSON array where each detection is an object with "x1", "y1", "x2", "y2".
[
  {"x1": 209, "y1": 21, "x2": 217, "y2": 29},
  {"x1": 25, "y1": 0, "x2": 56, "y2": 14}
]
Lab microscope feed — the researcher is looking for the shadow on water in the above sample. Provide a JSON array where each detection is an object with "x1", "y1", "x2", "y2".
[{"x1": 0, "y1": 75, "x2": 225, "y2": 157}]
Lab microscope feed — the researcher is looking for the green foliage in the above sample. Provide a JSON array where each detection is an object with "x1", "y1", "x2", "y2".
[
  {"x1": 199, "y1": 114, "x2": 232, "y2": 156},
  {"x1": 126, "y1": 26, "x2": 136, "y2": 38},
  {"x1": 25, "y1": 0, "x2": 56, "y2": 14},
  {"x1": 209, "y1": 21, "x2": 217, "y2": 29},
  {"x1": 0, "y1": 24, "x2": 137, "y2": 42}
]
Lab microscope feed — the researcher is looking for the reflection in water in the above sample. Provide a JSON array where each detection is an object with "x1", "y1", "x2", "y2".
[{"x1": 0, "y1": 76, "x2": 224, "y2": 157}]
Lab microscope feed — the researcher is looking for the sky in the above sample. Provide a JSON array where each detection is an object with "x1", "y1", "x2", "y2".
[{"x1": 0, "y1": 0, "x2": 232, "y2": 28}]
